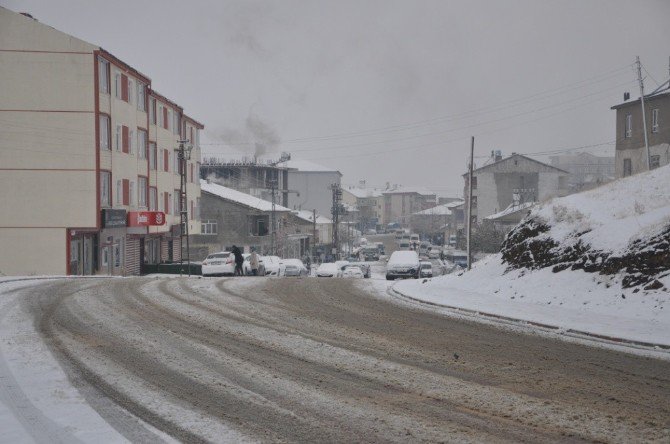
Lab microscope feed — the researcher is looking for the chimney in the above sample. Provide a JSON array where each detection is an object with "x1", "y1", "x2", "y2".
[
  {"x1": 495, "y1": 150, "x2": 502, "y2": 161},
  {"x1": 359, "y1": 179, "x2": 366, "y2": 188}
]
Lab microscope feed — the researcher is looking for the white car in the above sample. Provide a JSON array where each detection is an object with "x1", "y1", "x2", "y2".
[
  {"x1": 242, "y1": 254, "x2": 266, "y2": 276},
  {"x1": 316, "y1": 262, "x2": 339, "y2": 277},
  {"x1": 282, "y1": 258, "x2": 308, "y2": 277},
  {"x1": 341, "y1": 265, "x2": 364, "y2": 278},
  {"x1": 201, "y1": 251, "x2": 234, "y2": 276},
  {"x1": 386, "y1": 250, "x2": 420, "y2": 280},
  {"x1": 420, "y1": 261, "x2": 433, "y2": 278},
  {"x1": 263, "y1": 256, "x2": 284, "y2": 276},
  {"x1": 428, "y1": 249, "x2": 441, "y2": 259}
]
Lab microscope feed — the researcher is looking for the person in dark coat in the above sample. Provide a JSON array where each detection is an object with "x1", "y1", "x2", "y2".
[{"x1": 231, "y1": 245, "x2": 244, "y2": 276}]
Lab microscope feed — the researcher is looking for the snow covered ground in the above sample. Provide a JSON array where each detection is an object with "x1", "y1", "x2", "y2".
[{"x1": 392, "y1": 166, "x2": 670, "y2": 350}]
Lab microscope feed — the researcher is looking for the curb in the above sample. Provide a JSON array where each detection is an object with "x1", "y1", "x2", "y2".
[{"x1": 388, "y1": 284, "x2": 670, "y2": 352}]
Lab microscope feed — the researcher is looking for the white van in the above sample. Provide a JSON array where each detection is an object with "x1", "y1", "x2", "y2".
[{"x1": 386, "y1": 250, "x2": 420, "y2": 280}]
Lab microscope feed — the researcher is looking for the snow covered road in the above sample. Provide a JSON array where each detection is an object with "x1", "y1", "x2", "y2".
[{"x1": 4, "y1": 276, "x2": 670, "y2": 442}]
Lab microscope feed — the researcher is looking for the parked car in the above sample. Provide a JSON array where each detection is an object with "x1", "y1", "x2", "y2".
[
  {"x1": 428, "y1": 249, "x2": 441, "y2": 259},
  {"x1": 398, "y1": 241, "x2": 410, "y2": 250},
  {"x1": 316, "y1": 262, "x2": 339, "y2": 277},
  {"x1": 341, "y1": 265, "x2": 365, "y2": 278},
  {"x1": 282, "y1": 258, "x2": 308, "y2": 276},
  {"x1": 361, "y1": 246, "x2": 380, "y2": 261},
  {"x1": 347, "y1": 263, "x2": 371, "y2": 278},
  {"x1": 375, "y1": 242, "x2": 385, "y2": 255},
  {"x1": 201, "y1": 251, "x2": 234, "y2": 276},
  {"x1": 263, "y1": 256, "x2": 284, "y2": 276},
  {"x1": 420, "y1": 261, "x2": 433, "y2": 278},
  {"x1": 365, "y1": 228, "x2": 377, "y2": 235},
  {"x1": 386, "y1": 250, "x2": 420, "y2": 280},
  {"x1": 444, "y1": 250, "x2": 469, "y2": 268}
]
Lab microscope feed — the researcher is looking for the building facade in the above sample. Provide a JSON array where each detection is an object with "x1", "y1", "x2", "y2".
[
  {"x1": 611, "y1": 90, "x2": 670, "y2": 178},
  {"x1": 548, "y1": 152, "x2": 615, "y2": 192},
  {"x1": 341, "y1": 183, "x2": 384, "y2": 231},
  {"x1": 382, "y1": 187, "x2": 437, "y2": 228},
  {"x1": 0, "y1": 8, "x2": 202, "y2": 276},
  {"x1": 463, "y1": 153, "x2": 569, "y2": 226},
  {"x1": 278, "y1": 159, "x2": 342, "y2": 217}
]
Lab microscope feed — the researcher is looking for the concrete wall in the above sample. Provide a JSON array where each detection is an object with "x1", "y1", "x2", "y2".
[
  {"x1": 287, "y1": 171, "x2": 341, "y2": 216},
  {"x1": 0, "y1": 228, "x2": 66, "y2": 275}
]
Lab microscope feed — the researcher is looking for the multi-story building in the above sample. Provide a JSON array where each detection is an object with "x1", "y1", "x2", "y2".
[
  {"x1": 549, "y1": 152, "x2": 615, "y2": 192},
  {"x1": 462, "y1": 153, "x2": 569, "y2": 228},
  {"x1": 382, "y1": 186, "x2": 437, "y2": 227},
  {"x1": 278, "y1": 159, "x2": 342, "y2": 217},
  {"x1": 0, "y1": 8, "x2": 203, "y2": 276},
  {"x1": 342, "y1": 182, "x2": 384, "y2": 231},
  {"x1": 611, "y1": 89, "x2": 670, "y2": 177}
]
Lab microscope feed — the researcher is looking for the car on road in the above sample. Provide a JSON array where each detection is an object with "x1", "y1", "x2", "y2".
[
  {"x1": 375, "y1": 242, "x2": 385, "y2": 255},
  {"x1": 361, "y1": 245, "x2": 380, "y2": 261},
  {"x1": 316, "y1": 262, "x2": 339, "y2": 277},
  {"x1": 263, "y1": 256, "x2": 284, "y2": 276},
  {"x1": 201, "y1": 252, "x2": 234, "y2": 276},
  {"x1": 282, "y1": 259, "x2": 308, "y2": 277},
  {"x1": 398, "y1": 240, "x2": 410, "y2": 250},
  {"x1": 344, "y1": 263, "x2": 371, "y2": 278},
  {"x1": 386, "y1": 250, "x2": 420, "y2": 280},
  {"x1": 428, "y1": 249, "x2": 441, "y2": 259},
  {"x1": 420, "y1": 261, "x2": 433, "y2": 278},
  {"x1": 444, "y1": 250, "x2": 469, "y2": 268},
  {"x1": 341, "y1": 265, "x2": 365, "y2": 278}
]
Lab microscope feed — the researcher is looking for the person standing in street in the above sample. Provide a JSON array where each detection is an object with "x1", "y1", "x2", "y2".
[
  {"x1": 232, "y1": 245, "x2": 244, "y2": 276},
  {"x1": 249, "y1": 248, "x2": 260, "y2": 276}
]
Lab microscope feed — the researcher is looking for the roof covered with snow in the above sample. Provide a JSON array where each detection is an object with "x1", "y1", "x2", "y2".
[
  {"x1": 383, "y1": 186, "x2": 436, "y2": 196},
  {"x1": 200, "y1": 179, "x2": 290, "y2": 212},
  {"x1": 413, "y1": 201, "x2": 464, "y2": 216},
  {"x1": 464, "y1": 153, "x2": 569, "y2": 176},
  {"x1": 277, "y1": 159, "x2": 342, "y2": 174},
  {"x1": 292, "y1": 210, "x2": 332, "y2": 224},
  {"x1": 484, "y1": 201, "x2": 536, "y2": 221},
  {"x1": 343, "y1": 187, "x2": 383, "y2": 198}
]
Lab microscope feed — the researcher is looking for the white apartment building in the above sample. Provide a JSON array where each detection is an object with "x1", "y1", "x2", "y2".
[{"x1": 0, "y1": 8, "x2": 203, "y2": 276}]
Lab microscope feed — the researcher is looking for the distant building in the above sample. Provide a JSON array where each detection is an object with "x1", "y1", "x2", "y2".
[
  {"x1": 611, "y1": 89, "x2": 670, "y2": 177},
  {"x1": 463, "y1": 153, "x2": 569, "y2": 228},
  {"x1": 409, "y1": 200, "x2": 464, "y2": 242},
  {"x1": 341, "y1": 182, "x2": 384, "y2": 231},
  {"x1": 200, "y1": 155, "x2": 290, "y2": 207},
  {"x1": 549, "y1": 152, "x2": 615, "y2": 192},
  {"x1": 277, "y1": 159, "x2": 342, "y2": 217},
  {"x1": 382, "y1": 186, "x2": 437, "y2": 227},
  {"x1": 483, "y1": 201, "x2": 536, "y2": 233}
]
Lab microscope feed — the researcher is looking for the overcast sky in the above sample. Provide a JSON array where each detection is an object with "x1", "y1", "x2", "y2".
[{"x1": 3, "y1": 0, "x2": 670, "y2": 196}]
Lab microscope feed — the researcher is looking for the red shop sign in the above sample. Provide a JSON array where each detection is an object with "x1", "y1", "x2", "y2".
[{"x1": 127, "y1": 211, "x2": 167, "y2": 227}]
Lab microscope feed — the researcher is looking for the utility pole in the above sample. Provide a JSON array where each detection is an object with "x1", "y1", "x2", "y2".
[
  {"x1": 270, "y1": 179, "x2": 277, "y2": 255},
  {"x1": 178, "y1": 139, "x2": 192, "y2": 276},
  {"x1": 312, "y1": 209, "x2": 317, "y2": 263},
  {"x1": 466, "y1": 136, "x2": 474, "y2": 271},
  {"x1": 331, "y1": 183, "x2": 342, "y2": 260},
  {"x1": 636, "y1": 56, "x2": 651, "y2": 171}
]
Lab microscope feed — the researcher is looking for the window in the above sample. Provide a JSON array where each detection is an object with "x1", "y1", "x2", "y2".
[
  {"x1": 98, "y1": 58, "x2": 110, "y2": 94},
  {"x1": 190, "y1": 200, "x2": 195, "y2": 220},
  {"x1": 196, "y1": 197, "x2": 200, "y2": 220},
  {"x1": 163, "y1": 107, "x2": 169, "y2": 130},
  {"x1": 115, "y1": 71, "x2": 121, "y2": 99},
  {"x1": 471, "y1": 196, "x2": 477, "y2": 208},
  {"x1": 189, "y1": 163, "x2": 194, "y2": 183},
  {"x1": 101, "y1": 246, "x2": 109, "y2": 267},
  {"x1": 201, "y1": 219, "x2": 217, "y2": 235},
  {"x1": 121, "y1": 125, "x2": 129, "y2": 153},
  {"x1": 115, "y1": 125, "x2": 122, "y2": 151},
  {"x1": 149, "y1": 187, "x2": 157, "y2": 211},
  {"x1": 150, "y1": 98, "x2": 156, "y2": 124},
  {"x1": 128, "y1": 79, "x2": 134, "y2": 105},
  {"x1": 138, "y1": 177, "x2": 147, "y2": 207},
  {"x1": 100, "y1": 171, "x2": 111, "y2": 207},
  {"x1": 137, "y1": 129, "x2": 147, "y2": 159},
  {"x1": 116, "y1": 179, "x2": 122, "y2": 205},
  {"x1": 99, "y1": 115, "x2": 110, "y2": 150},
  {"x1": 137, "y1": 82, "x2": 146, "y2": 111},
  {"x1": 167, "y1": 193, "x2": 173, "y2": 215},
  {"x1": 471, "y1": 176, "x2": 477, "y2": 189},
  {"x1": 625, "y1": 114, "x2": 632, "y2": 138},
  {"x1": 173, "y1": 112, "x2": 180, "y2": 135},
  {"x1": 249, "y1": 215, "x2": 269, "y2": 236},
  {"x1": 149, "y1": 142, "x2": 157, "y2": 170},
  {"x1": 129, "y1": 129, "x2": 134, "y2": 155},
  {"x1": 623, "y1": 158, "x2": 632, "y2": 177},
  {"x1": 167, "y1": 109, "x2": 172, "y2": 132},
  {"x1": 174, "y1": 150, "x2": 180, "y2": 174},
  {"x1": 173, "y1": 192, "x2": 180, "y2": 216},
  {"x1": 163, "y1": 149, "x2": 169, "y2": 172},
  {"x1": 129, "y1": 181, "x2": 135, "y2": 206},
  {"x1": 652, "y1": 109, "x2": 659, "y2": 133},
  {"x1": 196, "y1": 129, "x2": 200, "y2": 149},
  {"x1": 650, "y1": 155, "x2": 660, "y2": 169}
]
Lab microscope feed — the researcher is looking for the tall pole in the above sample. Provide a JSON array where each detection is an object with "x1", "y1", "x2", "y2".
[
  {"x1": 636, "y1": 56, "x2": 651, "y2": 171},
  {"x1": 270, "y1": 179, "x2": 277, "y2": 255},
  {"x1": 331, "y1": 183, "x2": 341, "y2": 260},
  {"x1": 312, "y1": 209, "x2": 317, "y2": 262},
  {"x1": 178, "y1": 139, "x2": 191, "y2": 277},
  {"x1": 466, "y1": 136, "x2": 474, "y2": 270}
]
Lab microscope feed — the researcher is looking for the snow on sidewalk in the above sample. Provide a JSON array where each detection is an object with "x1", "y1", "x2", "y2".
[{"x1": 393, "y1": 254, "x2": 670, "y2": 348}]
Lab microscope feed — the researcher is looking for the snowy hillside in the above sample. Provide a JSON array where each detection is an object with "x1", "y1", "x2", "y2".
[
  {"x1": 502, "y1": 163, "x2": 670, "y2": 289},
  {"x1": 393, "y1": 165, "x2": 670, "y2": 347}
]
